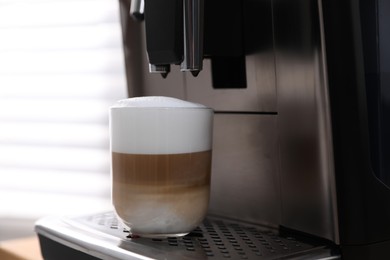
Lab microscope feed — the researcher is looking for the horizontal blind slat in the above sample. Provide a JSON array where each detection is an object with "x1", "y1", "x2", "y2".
[
  {"x1": 0, "y1": 74, "x2": 126, "y2": 99},
  {"x1": 0, "y1": 23, "x2": 123, "y2": 51},
  {"x1": 0, "y1": 49, "x2": 126, "y2": 74},
  {"x1": 0, "y1": 145, "x2": 110, "y2": 172},
  {"x1": 0, "y1": 122, "x2": 109, "y2": 148},
  {"x1": 0, "y1": 0, "x2": 126, "y2": 217},
  {"x1": 0, "y1": 99, "x2": 112, "y2": 123},
  {"x1": 0, "y1": 191, "x2": 111, "y2": 217},
  {"x1": 0, "y1": 167, "x2": 110, "y2": 196},
  {"x1": 0, "y1": 0, "x2": 119, "y2": 28}
]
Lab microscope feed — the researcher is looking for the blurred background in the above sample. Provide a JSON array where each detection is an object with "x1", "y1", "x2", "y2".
[{"x1": 0, "y1": 0, "x2": 127, "y2": 240}]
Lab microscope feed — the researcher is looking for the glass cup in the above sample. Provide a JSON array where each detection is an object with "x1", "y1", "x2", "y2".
[{"x1": 110, "y1": 96, "x2": 213, "y2": 238}]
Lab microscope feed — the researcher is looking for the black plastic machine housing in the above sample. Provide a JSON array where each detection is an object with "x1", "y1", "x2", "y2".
[{"x1": 322, "y1": 0, "x2": 390, "y2": 258}]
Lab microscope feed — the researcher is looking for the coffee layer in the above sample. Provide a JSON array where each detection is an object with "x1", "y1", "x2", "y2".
[
  {"x1": 112, "y1": 150, "x2": 212, "y2": 235},
  {"x1": 112, "y1": 150, "x2": 212, "y2": 187}
]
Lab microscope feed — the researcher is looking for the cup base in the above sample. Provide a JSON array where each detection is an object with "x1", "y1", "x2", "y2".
[{"x1": 128, "y1": 232, "x2": 189, "y2": 239}]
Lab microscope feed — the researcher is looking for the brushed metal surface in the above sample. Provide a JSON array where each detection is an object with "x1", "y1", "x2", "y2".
[
  {"x1": 120, "y1": 0, "x2": 276, "y2": 112},
  {"x1": 119, "y1": 0, "x2": 339, "y2": 244},
  {"x1": 186, "y1": 0, "x2": 276, "y2": 112},
  {"x1": 119, "y1": 4, "x2": 281, "y2": 226},
  {"x1": 209, "y1": 114, "x2": 280, "y2": 227},
  {"x1": 186, "y1": 52, "x2": 277, "y2": 112},
  {"x1": 119, "y1": 0, "x2": 144, "y2": 97},
  {"x1": 36, "y1": 212, "x2": 340, "y2": 260},
  {"x1": 273, "y1": 0, "x2": 339, "y2": 242}
]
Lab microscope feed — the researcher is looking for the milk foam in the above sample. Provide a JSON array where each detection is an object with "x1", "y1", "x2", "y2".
[
  {"x1": 112, "y1": 96, "x2": 207, "y2": 108},
  {"x1": 110, "y1": 96, "x2": 213, "y2": 154},
  {"x1": 114, "y1": 183, "x2": 209, "y2": 235}
]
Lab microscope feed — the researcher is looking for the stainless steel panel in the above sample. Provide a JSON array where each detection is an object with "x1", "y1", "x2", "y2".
[
  {"x1": 36, "y1": 212, "x2": 340, "y2": 260},
  {"x1": 186, "y1": 52, "x2": 277, "y2": 112},
  {"x1": 119, "y1": 0, "x2": 144, "y2": 97},
  {"x1": 185, "y1": 0, "x2": 277, "y2": 112},
  {"x1": 273, "y1": 0, "x2": 339, "y2": 242},
  {"x1": 119, "y1": 3, "x2": 280, "y2": 227},
  {"x1": 120, "y1": 0, "x2": 276, "y2": 112},
  {"x1": 209, "y1": 114, "x2": 280, "y2": 227},
  {"x1": 119, "y1": 0, "x2": 339, "y2": 244},
  {"x1": 184, "y1": 0, "x2": 276, "y2": 113}
]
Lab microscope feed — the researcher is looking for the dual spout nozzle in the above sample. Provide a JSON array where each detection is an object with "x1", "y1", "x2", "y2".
[{"x1": 131, "y1": 0, "x2": 204, "y2": 78}]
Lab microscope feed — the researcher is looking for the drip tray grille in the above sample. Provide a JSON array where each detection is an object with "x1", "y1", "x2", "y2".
[
  {"x1": 131, "y1": 221, "x2": 304, "y2": 259},
  {"x1": 63, "y1": 212, "x2": 338, "y2": 259}
]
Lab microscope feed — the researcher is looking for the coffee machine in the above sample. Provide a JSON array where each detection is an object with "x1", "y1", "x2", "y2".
[{"x1": 35, "y1": 0, "x2": 390, "y2": 259}]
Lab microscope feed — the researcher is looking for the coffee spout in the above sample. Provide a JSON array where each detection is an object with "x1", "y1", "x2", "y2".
[
  {"x1": 130, "y1": 0, "x2": 144, "y2": 21},
  {"x1": 149, "y1": 64, "x2": 170, "y2": 78},
  {"x1": 180, "y1": 0, "x2": 204, "y2": 75},
  {"x1": 143, "y1": 0, "x2": 204, "y2": 77},
  {"x1": 144, "y1": 0, "x2": 184, "y2": 79}
]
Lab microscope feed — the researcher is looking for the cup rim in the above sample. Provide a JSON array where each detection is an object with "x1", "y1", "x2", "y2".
[{"x1": 110, "y1": 106, "x2": 213, "y2": 111}]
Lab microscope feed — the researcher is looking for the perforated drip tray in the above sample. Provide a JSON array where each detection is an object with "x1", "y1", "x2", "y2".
[{"x1": 35, "y1": 211, "x2": 340, "y2": 260}]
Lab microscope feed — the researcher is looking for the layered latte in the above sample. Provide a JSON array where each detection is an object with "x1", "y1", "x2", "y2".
[{"x1": 110, "y1": 96, "x2": 213, "y2": 237}]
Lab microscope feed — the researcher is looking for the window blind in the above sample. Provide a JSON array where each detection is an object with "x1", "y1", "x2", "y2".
[{"x1": 0, "y1": 0, "x2": 127, "y2": 217}]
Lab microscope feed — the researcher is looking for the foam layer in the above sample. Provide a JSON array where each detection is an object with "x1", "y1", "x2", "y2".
[
  {"x1": 111, "y1": 96, "x2": 207, "y2": 109},
  {"x1": 110, "y1": 96, "x2": 213, "y2": 154}
]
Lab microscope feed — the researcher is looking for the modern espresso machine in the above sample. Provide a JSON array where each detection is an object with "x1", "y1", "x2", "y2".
[{"x1": 35, "y1": 0, "x2": 390, "y2": 259}]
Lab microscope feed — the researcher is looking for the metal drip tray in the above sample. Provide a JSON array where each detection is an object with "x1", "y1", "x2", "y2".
[{"x1": 35, "y1": 212, "x2": 339, "y2": 260}]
